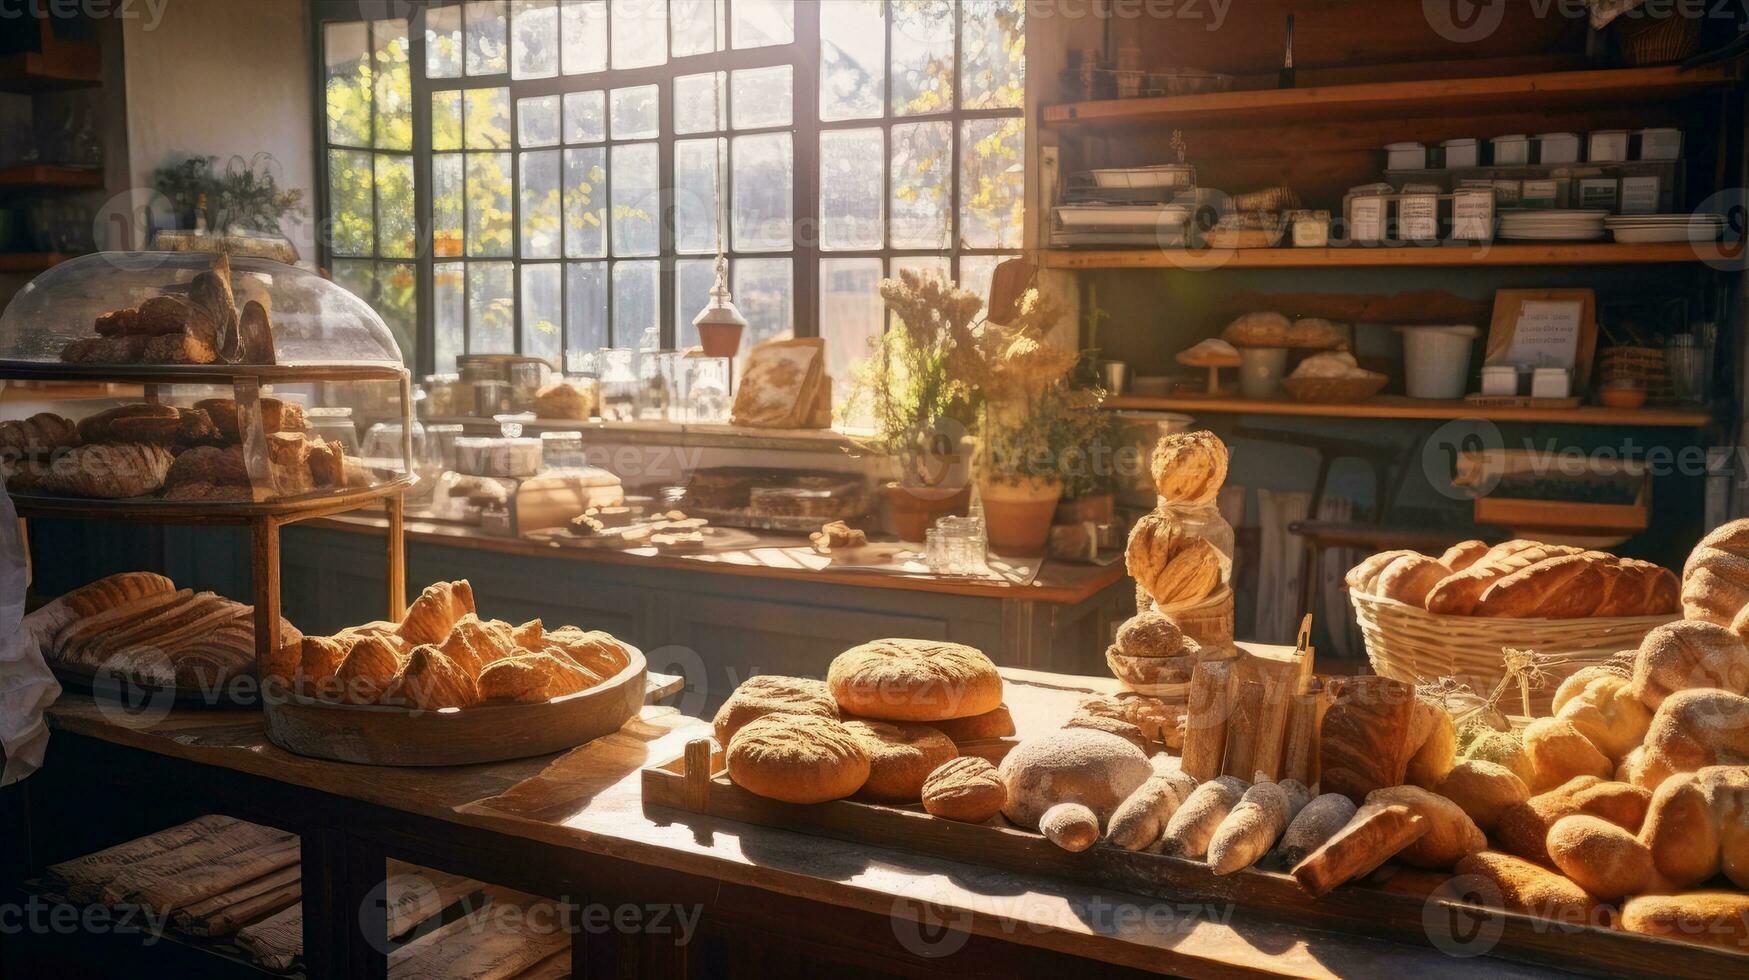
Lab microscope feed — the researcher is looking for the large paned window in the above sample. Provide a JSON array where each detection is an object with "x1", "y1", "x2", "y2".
[{"x1": 317, "y1": 1, "x2": 1025, "y2": 386}]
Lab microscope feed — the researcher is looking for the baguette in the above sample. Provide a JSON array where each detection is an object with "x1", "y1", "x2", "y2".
[
  {"x1": 1160, "y1": 776, "x2": 1247, "y2": 859},
  {"x1": 1472, "y1": 552, "x2": 1609, "y2": 620},
  {"x1": 1424, "y1": 543, "x2": 1581, "y2": 615},
  {"x1": 1105, "y1": 772, "x2": 1199, "y2": 851},
  {"x1": 1208, "y1": 780, "x2": 1308, "y2": 875}
]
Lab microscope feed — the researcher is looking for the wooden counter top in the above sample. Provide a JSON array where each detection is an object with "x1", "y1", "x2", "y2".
[
  {"x1": 307, "y1": 513, "x2": 1127, "y2": 606},
  {"x1": 42, "y1": 665, "x2": 1560, "y2": 979}
]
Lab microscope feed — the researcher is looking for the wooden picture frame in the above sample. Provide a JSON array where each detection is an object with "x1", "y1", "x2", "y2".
[{"x1": 1484, "y1": 288, "x2": 1599, "y2": 390}]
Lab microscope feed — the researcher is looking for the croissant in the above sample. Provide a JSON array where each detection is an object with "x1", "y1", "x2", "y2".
[
  {"x1": 295, "y1": 635, "x2": 350, "y2": 697},
  {"x1": 544, "y1": 626, "x2": 629, "y2": 677},
  {"x1": 477, "y1": 651, "x2": 596, "y2": 703},
  {"x1": 437, "y1": 614, "x2": 517, "y2": 678},
  {"x1": 397, "y1": 580, "x2": 477, "y2": 646},
  {"x1": 383, "y1": 645, "x2": 478, "y2": 710},
  {"x1": 513, "y1": 619, "x2": 544, "y2": 649},
  {"x1": 334, "y1": 634, "x2": 406, "y2": 705}
]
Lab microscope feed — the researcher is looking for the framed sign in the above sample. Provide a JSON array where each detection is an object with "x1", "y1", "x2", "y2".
[{"x1": 1484, "y1": 289, "x2": 1598, "y2": 389}]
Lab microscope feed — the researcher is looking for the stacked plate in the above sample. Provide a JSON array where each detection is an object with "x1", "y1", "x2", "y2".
[
  {"x1": 1498, "y1": 210, "x2": 1608, "y2": 241},
  {"x1": 1605, "y1": 213, "x2": 1725, "y2": 244}
]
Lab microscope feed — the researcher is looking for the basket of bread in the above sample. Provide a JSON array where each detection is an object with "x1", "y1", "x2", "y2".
[
  {"x1": 261, "y1": 580, "x2": 646, "y2": 766},
  {"x1": 1348, "y1": 540, "x2": 1680, "y2": 715},
  {"x1": 1279, "y1": 351, "x2": 1388, "y2": 404}
]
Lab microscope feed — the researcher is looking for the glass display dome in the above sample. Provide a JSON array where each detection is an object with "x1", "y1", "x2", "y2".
[{"x1": 0, "y1": 252, "x2": 412, "y2": 509}]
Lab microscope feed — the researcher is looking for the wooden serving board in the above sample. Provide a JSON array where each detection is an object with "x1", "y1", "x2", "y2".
[
  {"x1": 48, "y1": 659, "x2": 259, "y2": 709},
  {"x1": 641, "y1": 739, "x2": 1745, "y2": 979},
  {"x1": 262, "y1": 647, "x2": 666, "y2": 767}
]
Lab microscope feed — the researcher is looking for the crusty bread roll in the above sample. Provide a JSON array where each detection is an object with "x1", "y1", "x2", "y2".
[
  {"x1": 827, "y1": 638, "x2": 1002, "y2": 722},
  {"x1": 921, "y1": 757, "x2": 1007, "y2": 823},
  {"x1": 1642, "y1": 766, "x2": 1749, "y2": 890},
  {"x1": 1220, "y1": 311, "x2": 1292, "y2": 348},
  {"x1": 1547, "y1": 814, "x2": 1653, "y2": 901},
  {"x1": 1113, "y1": 610, "x2": 1196, "y2": 659},
  {"x1": 1627, "y1": 689, "x2": 1749, "y2": 791},
  {"x1": 843, "y1": 720, "x2": 956, "y2": 802},
  {"x1": 1365, "y1": 785, "x2": 1485, "y2": 870},
  {"x1": 1208, "y1": 781, "x2": 1308, "y2": 875},
  {"x1": 1126, "y1": 512, "x2": 1222, "y2": 608},
  {"x1": 1459, "y1": 728, "x2": 1535, "y2": 786},
  {"x1": 1437, "y1": 540, "x2": 1489, "y2": 573},
  {"x1": 1629, "y1": 620, "x2": 1749, "y2": 710},
  {"x1": 1435, "y1": 760, "x2": 1529, "y2": 833},
  {"x1": 1040, "y1": 802, "x2": 1100, "y2": 852},
  {"x1": 1162, "y1": 775, "x2": 1248, "y2": 859},
  {"x1": 1553, "y1": 672, "x2": 1651, "y2": 761},
  {"x1": 1424, "y1": 543, "x2": 1582, "y2": 615},
  {"x1": 1622, "y1": 891, "x2": 1749, "y2": 950},
  {"x1": 713, "y1": 675, "x2": 839, "y2": 746},
  {"x1": 1319, "y1": 675, "x2": 1419, "y2": 803},
  {"x1": 1376, "y1": 555, "x2": 1451, "y2": 607},
  {"x1": 999, "y1": 729, "x2": 1153, "y2": 830},
  {"x1": 1681, "y1": 518, "x2": 1749, "y2": 636},
  {"x1": 726, "y1": 714, "x2": 870, "y2": 804},
  {"x1": 1106, "y1": 771, "x2": 1199, "y2": 851},
  {"x1": 1523, "y1": 717, "x2": 1613, "y2": 791},
  {"x1": 1404, "y1": 697, "x2": 1457, "y2": 789},
  {"x1": 1473, "y1": 552, "x2": 1610, "y2": 619},
  {"x1": 396, "y1": 580, "x2": 477, "y2": 647},
  {"x1": 1149, "y1": 430, "x2": 1228, "y2": 505},
  {"x1": 1494, "y1": 776, "x2": 1651, "y2": 866},
  {"x1": 1551, "y1": 661, "x2": 1633, "y2": 715},
  {"x1": 1453, "y1": 851, "x2": 1602, "y2": 925},
  {"x1": 1344, "y1": 549, "x2": 1417, "y2": 596},
  {"x1": 1273, "y1": 793, "x2": 1357, "y2": 867}
]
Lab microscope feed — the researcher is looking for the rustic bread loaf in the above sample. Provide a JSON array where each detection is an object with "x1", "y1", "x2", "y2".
[
  {"x1": 40, "y1": 443, "x2": 174, "y2": 498},
  {"x1": 1424, "y1": 543, "x2": 1582, "y2": 615},
  {"x1": 844, "y1": 720, "x2": 956, "y2": 802},
  {"x1": 999, "y1": 728, "x2": 1153, "y2": 830},
  {"x1": 712, "y1": 675, "x2": 839, "y2": 746},
  {"x1": 1319, "y1": 675, "x2": 1419, "y2": 803},
  {"x1": 1219, "y1": 311, "x2": 1292, "y2": 348},
  {"x1": 1376, "y1": 555, "x2": 1451, "y2": 607},
  {"x1": 926, "y1": 703, "x2": 1016, "y2": 744},
  {"x1": 725, "y1": 714, "x2": 869, "y2": 804},
  {"x1": 1062, "y1": 710, "x2": 1150, "y2": 752},
  {"x1": 1472, "y1": 552, "x2": 1611, "y2": 619},
  {"x1": 827, "y1": 638, "x2": 1002, "y2": 722},
  {"x1": 0, "y1": 412, "x2": 78, "y2": 455},
  {"x1": 1113, "y1": 610, "x2": 1195, "y2": 658},
  {"x1": 920, "y1": 757, "x2": 1007, "y2": 823}
]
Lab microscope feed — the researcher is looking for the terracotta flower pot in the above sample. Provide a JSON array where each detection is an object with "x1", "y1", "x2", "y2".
[
  {"x1": 697, "y1": 320, "x2": 744, "y2": 358},
  {"x1": 885, "y1": 481, "x2": 970, "y2": 542},
  {"x1": 1054, "y1": 492, "x2": 1114, "y2": 526},
  {"x1": 980, "y1": 476, "x2": 1064, "y2": 556}
]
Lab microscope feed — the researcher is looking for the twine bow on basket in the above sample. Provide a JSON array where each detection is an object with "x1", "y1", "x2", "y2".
[{"x1": 1495, "y1": 647, "x2": 1566, "y2": 718}]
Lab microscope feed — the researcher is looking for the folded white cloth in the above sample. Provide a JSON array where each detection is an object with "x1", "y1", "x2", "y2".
[{"x1": 0, "y1": 483, "x2": 57, "y2": 785}]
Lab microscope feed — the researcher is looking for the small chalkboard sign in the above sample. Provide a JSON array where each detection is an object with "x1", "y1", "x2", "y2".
[{"x1": 1484, "y1": 288, "x2": 1598, "y2": 390}]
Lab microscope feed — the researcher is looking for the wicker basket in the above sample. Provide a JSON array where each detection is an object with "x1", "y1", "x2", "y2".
[
  {"x1": 1281, "y1": 373, "x2": 1388, "y2": 404},
  {"x1": 1349, "y1": 589, "x2": 1674, "y2": 716},
  {"x1": 1615, "y1": 14, "x2": 1702, "y2": 66}
]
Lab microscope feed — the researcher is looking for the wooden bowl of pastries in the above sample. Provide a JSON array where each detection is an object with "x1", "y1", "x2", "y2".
[{"x1": 261, "y1": 580, "x2": 647, "y2": 766}]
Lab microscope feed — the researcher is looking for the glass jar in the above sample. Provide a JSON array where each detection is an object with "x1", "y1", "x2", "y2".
[
  {"x1": 598, "y1": 348, "x2": 638, "y2": 421},
  {"x1": 306, "y1": 406, "x2": 360, "y2": 456},
  {"x1": 1160, "y1": 499, "x2": 1235, "y2": 584}
]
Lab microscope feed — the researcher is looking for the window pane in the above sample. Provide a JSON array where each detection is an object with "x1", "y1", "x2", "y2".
[
  {"x1": 611, "y1": 260, "x2": 659, "y2": 345},
  {"x1": 371, "y1": 20, "x2": 412, "y2": 150},
  {"x1": 674, "y1": 138, "x2": 722, "y2": 254},
  {"x1": 892, "y1": 0, "x2": 955, "y2": 115},
  {"x1": 890, "y1": 121, "x2": 950, "y2": 248},
  {"x1": 432, "y1": 154, "x2": 464, "y2": 257},
  {"x1": 564, "y1": 147, "x2": 607, "y2": 258},
  {"x1": 610, "y1": 0, "x2": 666, "y2": 69},
  {"x1": 464, "y1": 87, "x2": 511, "y2": 149},
  {"x1": 674, "y1": 257, "x2": 715, "y2": 347},
  {"x1": 468, "y1": 261, "x2": 516, "y2": 353},
  {"x1": 671, "y1": 0, "x2": 724, "y2": 57},
  {"x1": 820, "y1": 128, "x2": 883, "y2": 251},
  {"x1": 466, "y1": 152, "x2": 513, "y2": 257},
  {"x1": 960, "y1": 117, "x2": 1024, "y2": 249},
  {"x1": 610, "y1": 143, "x2": 660, "y2": 257},
  {"x1": 566, "y1": 261, "x2": 608, "y2": 354},
  {"x1": 327, "y1": 149, "x2": 373, "y2": 257},
  {"x1": 324, "y1": 22, "x2": 370, "y2": 147},
  {"x1": 820, "y1": 0, "x2": 884, "y2": 121},
  {"x1": 374, "y1": 153, "x2": 416, "y2": 258},
  {"x1": 820, "y1": 257, "x2": 884, "y2": 406},
  {"x1": 732, "y1": 132, "x2": 792, "y2": 252},
  {"x1": 563, "y1": 90, "x2": 606, "y2": 143},
  {"x1": 432, "y1": 90, "x2": 463, "y2": 151},
  {"x1": 734, "y1": 258, "x2": 792, "y2": 347},
  {"x1": 517, "y1": 94, "x2": 560, "y2": 147},
  {"x1": 732, "y1": 0, "x2": 793, "y2": 48},
  {"x1": 674, "y1": 72, "x2": 725, "y2": 134},
  {"x1": 610, "y1": 85, "x2": 659, "y2": 140},
  {"x1": 434, "y1": 261, "x2": 465, "y2": 372},
  {"x1": 511, "y1": 0, "x2": 559, "y2": 79},
  {"x1": 376, "y1": 262, "x2": 417, "y2": 368},
  {"x1": 961, "y1": 0, "x2": 1024, "y2": 110},
  {"x1": 425, "y1": 4, "x2": 463, "y2": 79},
  {"x1": 561, "y1": 0, "x2": 607, "y2": 75},
  {"x1": 892, "y1": 254, "x2": 949, "y2": 281},
  {"x1": 521, "y1": 263, "x2": 562, "y2": 365},
  {"x1": 521, "y1": 149, "x2": 561, "y2": 259},
  {"x1": 465, "y1": 0, "x2": 509, "y2": 75},
  {"x1": 731, "y1": 65, "x2": 791, "y2": 130}
]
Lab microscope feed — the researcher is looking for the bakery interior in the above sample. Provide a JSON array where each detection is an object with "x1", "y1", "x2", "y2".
[{"x1": 2, "y1": 0, "x2": 1749, "y2": 977}]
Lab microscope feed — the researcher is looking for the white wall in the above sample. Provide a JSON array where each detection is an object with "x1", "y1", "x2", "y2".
[{"x1": 114, "y1": 0, "x2": 315, "y2": 258}]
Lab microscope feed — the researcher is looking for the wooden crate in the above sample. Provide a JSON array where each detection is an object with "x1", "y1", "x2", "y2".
[{"x1": 641, "y1": 740, "x2": 1744, "y2": 978}]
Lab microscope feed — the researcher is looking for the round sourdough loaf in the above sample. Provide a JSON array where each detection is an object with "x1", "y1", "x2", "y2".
[
  {"x1": 726, "y1": 714, "x2": 869, "y2": 804},
  {"x1": 998, "y1": 728, "x2": 1152, "y2": 829},
  {"x1": 827, "y1": 638, "x2": 1002, "y2": 722},
  {"x1": 921, "y1": 756, "x2": 1007, "y2": 822},
  {"x1": 712, "y1": 675, "x2": 839, "y2": 746},
  {"x1": 844, "y1": 720, "x2": 956, "y2": 802},
  {"x1": 1113, "y1": 610, "x2": 1195, "y2": 658},
  {"x1": 1149, "y1": 430, "x2": 1228, "y2": 504}
]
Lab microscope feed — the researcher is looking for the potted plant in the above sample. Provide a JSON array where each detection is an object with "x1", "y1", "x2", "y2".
[{"x1": 844, "y1": 270, "x2": 983, "y2": 540}]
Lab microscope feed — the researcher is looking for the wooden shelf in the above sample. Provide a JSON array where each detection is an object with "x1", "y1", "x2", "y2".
[
  {"x1": 1105, "y1": 393, "x2": 1712, "y2": 427},
  {"x1": 1042, "y1": 242, "x2": 1742, "y2": 271},
  {"x1": 1042, "y1": 65, "x2": 1742, "y2": 131},
  {"x1": 0, "y1": 252, "x2": 77, "y2": 273},
  {"x1": 0, "y1": 165, "x2": 104, "y2": 190},
  {"x1": 0, "y1": 50, "x2": 100, "y2": 93}
]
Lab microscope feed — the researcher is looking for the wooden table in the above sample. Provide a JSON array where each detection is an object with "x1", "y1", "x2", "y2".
[{"x1": 7, "y1": 667, "x2": 1573, "y2": 980}]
